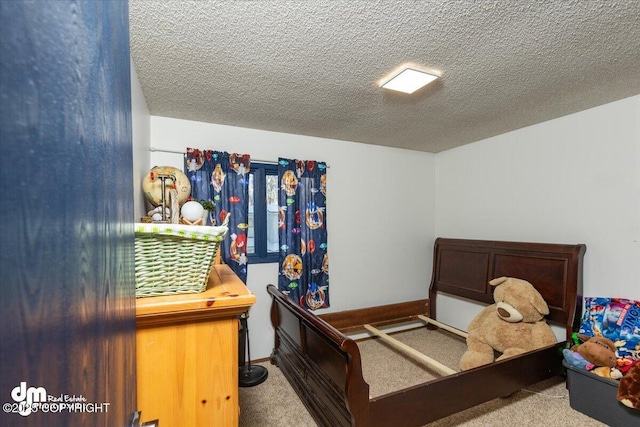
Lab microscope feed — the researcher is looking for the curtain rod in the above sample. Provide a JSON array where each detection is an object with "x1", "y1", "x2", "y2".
[{"x1": 149, "y1": 146, "x2": 329, "y2": 167}]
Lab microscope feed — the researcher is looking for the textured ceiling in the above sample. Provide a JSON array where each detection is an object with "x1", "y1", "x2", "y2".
[{"x1": 129, "y1": 0, "x2": 640, "y2": 153}]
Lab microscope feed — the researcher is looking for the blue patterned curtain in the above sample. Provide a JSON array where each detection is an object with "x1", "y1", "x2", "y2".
[
  {"x1": 278, "y1": 158, "x2": 329, "y2": 310},
  {"x1": 184, "y1": 148, "x2": 250, "y2": 283}
]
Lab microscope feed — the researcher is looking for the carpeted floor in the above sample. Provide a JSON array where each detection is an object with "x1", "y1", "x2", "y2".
[{"x1": 239, "y1": 328, "x2": 608, "y2": 426}]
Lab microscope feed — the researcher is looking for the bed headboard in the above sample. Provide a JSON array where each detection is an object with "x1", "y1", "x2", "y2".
[{"x1": 429, "y1": 238, "x2": 586, "y2": 340}]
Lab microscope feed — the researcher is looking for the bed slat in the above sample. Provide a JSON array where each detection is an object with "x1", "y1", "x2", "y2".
[
  {"x1": 363, "y1": 324, "x2": 457, "y2": 376},
  {"x1": 418, "y1": 315, "x2": 468, "y2": 339}
]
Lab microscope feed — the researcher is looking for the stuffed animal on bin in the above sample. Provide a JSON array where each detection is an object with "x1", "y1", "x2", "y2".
[
  {"x1": 562, "y1": 334, "x2": 618, "y2": 371},
  {"x1": 590, "y1": 366, "x2": 622, "y2": 380},
  {"x1": 460, "y1": 277, "x2": 557, "y2": 370},
  {"x1": 617, "y1": 361, "x2": 640, "y2": 410}
]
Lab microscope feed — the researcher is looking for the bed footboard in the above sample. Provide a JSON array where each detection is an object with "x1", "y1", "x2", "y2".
[{"x1": 268, "y1": 284, "x2": 369, "y2": 426}]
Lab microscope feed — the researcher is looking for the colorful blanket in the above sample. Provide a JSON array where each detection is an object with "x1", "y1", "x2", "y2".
[{"x1": 579, "y1": 297, "x2": 640, "y2": 369}]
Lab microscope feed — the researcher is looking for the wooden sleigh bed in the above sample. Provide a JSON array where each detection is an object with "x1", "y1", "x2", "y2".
[{"x1": 267, "y1": 238, "x2": 586, "y2": 427}]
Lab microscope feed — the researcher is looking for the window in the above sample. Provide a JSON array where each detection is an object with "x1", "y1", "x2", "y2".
[{"x1": 248, "y1": 163, "x2": 279, "y2": 263}]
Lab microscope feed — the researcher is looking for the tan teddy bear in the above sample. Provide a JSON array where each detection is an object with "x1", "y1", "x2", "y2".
[{"x1": 460, "y1": 276, "x2": 557, "y2": 370}]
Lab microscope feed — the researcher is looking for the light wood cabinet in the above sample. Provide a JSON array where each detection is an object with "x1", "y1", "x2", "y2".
[{"x1": 136, "y1": 265, "x2": 255, "y2": 426}]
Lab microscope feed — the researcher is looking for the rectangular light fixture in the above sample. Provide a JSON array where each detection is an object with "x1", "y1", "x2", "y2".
[{"x1": 380, "y1": 67, "x2": 439, "y2": 94}]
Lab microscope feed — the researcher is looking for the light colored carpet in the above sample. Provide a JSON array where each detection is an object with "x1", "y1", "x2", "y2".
[{"x1": 239, "y1": 328, "x2": 607, "y2": 426}]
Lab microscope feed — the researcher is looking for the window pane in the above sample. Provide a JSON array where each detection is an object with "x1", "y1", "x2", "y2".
[
  {"x1": 247, "y1": 173, "x2": 255, "y2": 254},
  {"x1": 266, "y1": 175, "x2": 279, "y2": 253}
]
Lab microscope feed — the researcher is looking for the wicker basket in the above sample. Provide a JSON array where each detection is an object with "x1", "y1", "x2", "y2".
[{"x1": 134, "y1": 222, "x2": 228, "y2": 298}]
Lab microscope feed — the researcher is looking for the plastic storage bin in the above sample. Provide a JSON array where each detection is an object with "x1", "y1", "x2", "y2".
[{"x1": 563, "y1": 361, "x2": 639, "y2": 426}]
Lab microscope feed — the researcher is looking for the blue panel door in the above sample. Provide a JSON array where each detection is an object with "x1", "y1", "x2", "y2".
[{"x1": 0, "y1": 1, "x2": 137, "y2": 426}]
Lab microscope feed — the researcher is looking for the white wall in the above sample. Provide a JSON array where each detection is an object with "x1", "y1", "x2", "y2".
[
  {"x1": 149, "y1": 117, "x2": 437, "y2": 359},
  {"x1": 130, "y1": 58, "x2": 150, "y2": 220},
  {"x1": 435, "y1": 95, "x2": 640, "y2": 334},
  {"x1": 145, "y1": 95, "x2": 638, "y2": 359}
]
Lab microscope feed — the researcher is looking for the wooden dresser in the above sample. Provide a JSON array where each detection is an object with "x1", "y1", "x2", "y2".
[{"x1": 135, "y1": 264, "x2": 255, "y2": 426}]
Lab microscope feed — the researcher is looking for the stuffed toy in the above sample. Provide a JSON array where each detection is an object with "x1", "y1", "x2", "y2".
[
  {"x1": 460, "y1": 276, "x2": 557, "y2": 370},
  {"x1": 562, "y1": 334, "x2": 617, "y2": 371},
  {"x1": 591, "y1": 366, "x2": 622, "y2": 380},
  {"x1": 617, "y1": 361, "x2": 640, "y2": 409}
]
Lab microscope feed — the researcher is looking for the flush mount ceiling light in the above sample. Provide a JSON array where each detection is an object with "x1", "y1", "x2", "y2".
[{"x1": 380, "y1": 66, "x2": 440, "y2": 94}]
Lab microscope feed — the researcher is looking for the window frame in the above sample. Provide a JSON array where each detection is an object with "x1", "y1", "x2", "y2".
[{"x1": 248, "y1": 162, "x2": 279, "y2": 264}]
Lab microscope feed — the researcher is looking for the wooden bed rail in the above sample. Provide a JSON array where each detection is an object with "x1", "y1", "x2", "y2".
[{"x1": 319, "y1": 299, "x2": 430, "y2": 333}]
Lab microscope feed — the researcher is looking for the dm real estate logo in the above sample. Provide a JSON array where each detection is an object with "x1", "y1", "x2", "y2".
[
  {"x1": 4, "y1": 382, "x2": 110, "y2": 417},
  {"x1": 7, "y1": 382, "x2": 46, "y2": 416}
]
